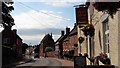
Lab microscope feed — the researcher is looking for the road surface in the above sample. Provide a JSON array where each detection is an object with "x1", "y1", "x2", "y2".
[{"x1": 13, "y1": 57, "x2": 62, "y2": 68}]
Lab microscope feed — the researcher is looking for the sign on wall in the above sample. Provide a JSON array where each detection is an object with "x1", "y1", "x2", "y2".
[{"x1": 75, "y1": 7, "x2": 88, "y2": 25}]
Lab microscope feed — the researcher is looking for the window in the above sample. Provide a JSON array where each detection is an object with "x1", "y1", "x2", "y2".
[
  {"x1": 3, "y1": 38, "x2": 10, "y2": 44},
  {"x1": 103, "y1": 18, "x2": 109, "y2": 57},
  {"x1": 66, "y1": 37, "x2": 69, "y2": 43},
  {"x1": 105, "y1": 34, "x2": 109, "y2": 53}
]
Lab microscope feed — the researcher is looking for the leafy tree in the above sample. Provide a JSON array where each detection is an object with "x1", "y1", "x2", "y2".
[
  {"x1": 45, "y1": 47, "x2": 54, "y2": 52},
  {"x1": 1, "y1": 1, "x2": 15, "y2": 29}
]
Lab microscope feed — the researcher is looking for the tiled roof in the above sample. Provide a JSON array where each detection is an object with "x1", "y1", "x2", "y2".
[
  {"x1": 55, "y1": 35, "x2": 67, "y2": 44},
  {"x1": 55, "y1": 25, "x2": 77, "y2": 43},
  {"x1": 2, "y1": 29, "x2": 22, "y2": 40},
  {"x1": 41, "y1": 34, "x2": 54, "y2": 43},
  {"x1": 69, "y1": 26, "x2": 77, "y2": 36},
  {"x1": 16, "y1": 34, "x2": 22, "y2": 40}
]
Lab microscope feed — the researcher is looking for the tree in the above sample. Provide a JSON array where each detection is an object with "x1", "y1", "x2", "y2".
[
  {"x1": 1, "y1": 1, "x2": 15, "y2": 29},
  {"x1": 45, "y1": 47, "x2": 54, "y2": 52}
]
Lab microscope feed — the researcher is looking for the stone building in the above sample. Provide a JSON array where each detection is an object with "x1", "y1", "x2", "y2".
[{"x1": 77, "y1": 2, "x2": 120, "y2": 68}]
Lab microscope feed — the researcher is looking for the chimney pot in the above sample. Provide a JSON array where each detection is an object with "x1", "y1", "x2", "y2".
[
  {"x1": 74, "y1": 23, "x2": 77, "y2": 27},
  {"x1": 13, "y1": 29, "x2": 17, "y2": 34},
  {"x1": 66, "y1": 27, "x2": 70, "y2": 35},
  {"x1": 51, "y1": 33, "x2": 52, "y2": 37},
  {"x1": 61, "y1": 31, "x2": 64, "y2": 36}
]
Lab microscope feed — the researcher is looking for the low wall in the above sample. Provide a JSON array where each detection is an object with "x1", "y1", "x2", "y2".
[{"x1": 46, "y1": 51, "x2": 55, "y2": 57}]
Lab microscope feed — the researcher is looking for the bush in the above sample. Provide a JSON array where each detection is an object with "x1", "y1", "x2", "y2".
[{"x1": 45, "y1": 47, "x2": 54, "y2": 52}]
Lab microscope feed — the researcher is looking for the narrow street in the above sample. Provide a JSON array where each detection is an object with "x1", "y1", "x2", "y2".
[
  {"x1": 13, "y1": 57, "x2": 63, "y2": 68},
  {"x1": 2, "y1": 1, "x2": 119, "y2": 68}
]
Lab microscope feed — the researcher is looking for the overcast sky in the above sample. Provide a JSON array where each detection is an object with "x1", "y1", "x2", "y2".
[{"x1": 1, "y1": 0, "x2": 85, "y2": 45}]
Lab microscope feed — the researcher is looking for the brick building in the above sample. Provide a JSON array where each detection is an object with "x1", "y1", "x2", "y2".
[
  {"x1": 2, "y1": 29, "x2": 22, "y2": 65},
  {"x1": 55, "y1": 30, "x2": 67, "y2": 58},
  {"x1": 63, "y1": 24, "x2": 78, "y2": 56},
  {"x1": 39, "y1": 33, "x2": 55, "y2": 57},
  {"x1": 56, "y1": 24, "x2": 78, "y2": 58}
]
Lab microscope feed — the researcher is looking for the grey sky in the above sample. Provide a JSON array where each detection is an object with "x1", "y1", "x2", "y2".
[{"x1": 17, "y1": 28, "x2": 63, "y2": 36}]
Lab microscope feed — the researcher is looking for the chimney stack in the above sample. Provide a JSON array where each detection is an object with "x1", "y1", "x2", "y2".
[
  {"x1": 51, "y1": 33, "x2": 52, "y2": 37},
  {"x1": 66, "y1": 27, "x2": 70, "y2": 36},
  {"x1": 74, "y1": 23, "x2": 77, "y2": 27},
  {"x1": 61, "y1": 31, "x2": 64, "y2": 36},
  {"x1": 13, "y1": 29, "x2": 17, "y2": 34}
]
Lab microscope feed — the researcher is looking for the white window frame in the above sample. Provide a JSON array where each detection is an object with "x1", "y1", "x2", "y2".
[{"x1": 104, "y1": 19, "x2": 109, "y2": 57}]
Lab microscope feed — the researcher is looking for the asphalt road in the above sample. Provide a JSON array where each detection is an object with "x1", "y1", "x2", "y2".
[{"x1": 13, "y1": 57, "x2": 62, "y2": 68}]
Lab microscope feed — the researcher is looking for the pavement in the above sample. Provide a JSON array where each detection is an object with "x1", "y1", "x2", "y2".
[
  {"x1": 39, "y1": 56, "x2": 74, "y2": 66},
  {"x1": 2, "y1": 57, "x2": 115, "y2": 68},
  {"x1": 55, "y1": 58, "x2": 74, "y2": 66},
  {"x1": 2, "y1": 57, "x2": 74, "y2": 68},
  {"x1": 53, "y1": 58, "x2": 74, "y2": 68},
  {"x1": 2, "y1": 57, "x2": 33, "y2": 68}
]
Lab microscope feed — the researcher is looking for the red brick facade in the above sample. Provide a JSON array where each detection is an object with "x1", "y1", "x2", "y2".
[
  {"x1": 39, "y1": 34, "x2": 55, "y2": 57},
  {"x1": 63, "y1": 25, "x2": 78, "y2": 56}
]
